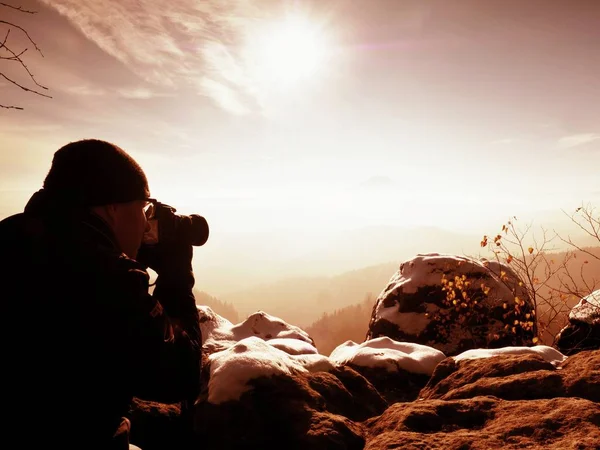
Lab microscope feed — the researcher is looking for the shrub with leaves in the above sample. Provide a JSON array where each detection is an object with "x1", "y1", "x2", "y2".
[
  {"x1": 367, "y1": 254, "x2": 537, "y2": 356},
  {"x1": 440, "y1": 271, "x2": 537, "y2": 343},
  {"x1": 479, "y1": 203, "x2": 599, "y2": 344}
]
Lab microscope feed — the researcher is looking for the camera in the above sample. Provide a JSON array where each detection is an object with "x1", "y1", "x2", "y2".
[{"x1": 143, "y1": 200, "x2": 209, "y2": 247}]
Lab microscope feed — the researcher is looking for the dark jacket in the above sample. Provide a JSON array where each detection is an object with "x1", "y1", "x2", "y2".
[{"x1": 0, "y1": 196, "x2": 201, "y2": 449}]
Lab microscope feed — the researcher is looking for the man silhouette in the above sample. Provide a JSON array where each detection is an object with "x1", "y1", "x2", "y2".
[{"x1": 0, "y1": 139, "x2": 201, "y2": 449}]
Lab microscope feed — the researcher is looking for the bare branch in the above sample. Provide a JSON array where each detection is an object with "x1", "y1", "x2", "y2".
[
  {"x1": 0, "y1": 103, "x2": 23, "y2": 109},
  {"x1": 1, "y1": 35, "x2": 48, "y2": 92},
  {"x1": 0, "y1": 72, "x2": 51, "y2": 98},
  {"x1": 1, "y1": 4, "x2": 51, "y2": 109},
  {"x1": 1, "y1": 28, "x2": 9, "y2": 48},
  {"x1": 0, "y1": 20, "x2": 43, "y2": 56},
  {"x1": 559, "y1": 237, "x2": 600, "y2": 261},
  {"x1": 0, "y1": 2, "x2": 37, "y2": 14},
  {"x1": 478, "y1": 211, "x2": 599, "y2": 344},
  {"x1": 561, "y1": 204, "x2": 600, "y2": 244},
  {"x1": 0, "y1": 47, "x2": 28, "y2": 60}
]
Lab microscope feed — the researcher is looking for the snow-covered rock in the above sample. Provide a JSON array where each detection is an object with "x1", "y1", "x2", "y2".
[
  {"x1": 198, "y1": 305, "x2": 316, "y2": 354},
  {"x1": 330, "y1": 337, "x2": 446, "y2": 376},
  {"x1": 453, "y1": 345, "x2": 567, "y2": 366},
  {"x1": 556, "y1": 289, "x2": 600, "y2": 355},
  {"x1": 366, "y1": 253, "x2": 538, "y2": 356}
]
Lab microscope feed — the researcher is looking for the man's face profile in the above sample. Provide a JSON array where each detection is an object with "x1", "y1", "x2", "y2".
[{"x1": 110, "y1": 200, "x2": 151, "y2": 259}]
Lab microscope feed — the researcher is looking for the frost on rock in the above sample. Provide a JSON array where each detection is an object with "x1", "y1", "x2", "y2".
[
  {"x1": 366, "y1": 253, "x2": 537, "y2": 356},
  {"x1": 453, "y1": 345, "x2": 567, "y2": 366},
  {"x1": 267, "y1": 338, "x2": 319, "y2": 355},
  {"x1": 198, "y1": 306, "x2": 316, "y2": 355},
  {"x1": 207, "y1": 337, "x2": 309, "y2": 404},
  {"x1": 569, "y1": 290, "x2": 600, "y2": 325},
  {"x1": 556, "y1": 289, "x2": 600, "y2": 355},
  {"x1": 330, "y1": 336, "x2": 446, "y2": 376},
  {"x1": 197, "y1": 306, "x2": 336, "y2": 403}
]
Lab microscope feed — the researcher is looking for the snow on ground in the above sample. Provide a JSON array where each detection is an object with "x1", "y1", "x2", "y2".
[
  {"x1": 208, "y1": 334, "x2": 448, "y2": 405},
  {"x1": 453, "y1": 345, "x2": 568, "y2": 366},
  {"x1": 229, "y1": 311, "x2": 314, "y2": 343},
  {"x1": 198, "y1": 306, "x2": 236, "y2": 347},
  {"x1": 199, "y1": 307, "x2": 573, "y2": 405},
  {"x1": 329, "y1": 336, "x2": 447, "y2": 376},
  {"x1": 198, "y1": 307, "x2": 334, "y2": 403},
  {"x1": 289, "y1": 353, "x2": 337, "y2": 372},
  {"x1": 267, "y1": 338, "x2": 318, "y2": 355},
  {"x1": 208, "y1": 336, "x2": 309, "y2": 404},
  {"x1": 198, "y1": 306, "x2": 317, "y2": 354}
]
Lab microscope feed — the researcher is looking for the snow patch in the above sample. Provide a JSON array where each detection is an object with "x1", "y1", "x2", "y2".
[
  {"x1": 208, "y1": 336, "x2": 309, "y2": 404},
  {"x1": 329, "y1": 336, "x2": 446, "y2": 376},
  {"x1": 267, "y1": 338, "x2": 318, "y2": 355},
  {"x1": 453, "y1": 345, "x2": 568, "y2": 366},
  {"x1": 569, "y1": 290, "x2": 600, "y2": 324},
  {"x1": 198, "y1": 306, "x2": 315, "y2": 354}
]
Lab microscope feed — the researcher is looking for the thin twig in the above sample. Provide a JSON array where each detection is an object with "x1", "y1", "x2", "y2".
[
  {"x1": 1, "y1": 28, "x2": 9, "y2": 48},
  {"x1": 0, "y1": 103, "x2": 23, "y2": 109},
  {"x1": 1, "y1": 4, "x2": 48, "y2": 109},
  {"x1": 0, "y1": 37, "x2": 47, "y2": 91},
  {"x1": 0, "y1": 72, "x2": 51, "y2": 97},
  {"x1": 0, "y1": 47, "x2": 27, "y2": 59},
  {"x1": 0, "y1": 20, "x2": 44, "y2": 56},
  {"x1": 0, "y1": 2, "x2": 37, "y2": 14}
]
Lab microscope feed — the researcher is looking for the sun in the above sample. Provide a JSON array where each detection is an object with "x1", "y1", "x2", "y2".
[{"x1": 245, "y1": 15, "x2": 329, "y2": 88}]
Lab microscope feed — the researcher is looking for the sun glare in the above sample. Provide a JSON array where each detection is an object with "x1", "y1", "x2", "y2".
[{"x1": 246, "y1": 16, "x2": 328, "y2": 87}]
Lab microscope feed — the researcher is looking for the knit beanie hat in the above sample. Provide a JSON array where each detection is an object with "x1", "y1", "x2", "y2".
[{"x1": 42, "y1": 139, "x2": 150, "y2": 207}]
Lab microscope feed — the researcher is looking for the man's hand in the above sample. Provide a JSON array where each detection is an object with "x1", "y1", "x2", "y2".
[{"x1": 137, "y1": 242, "x2": 194, "y2": 288}]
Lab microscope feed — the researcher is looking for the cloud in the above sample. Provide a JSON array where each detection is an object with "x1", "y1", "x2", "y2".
[
  {"x1": 199, "y1": 78, "x2": 251, "y2": 115},
  {"x1": 557, "y1": 133, "x2": 600, "y2": 149},
  {"x1": 63, "y1": 85, "x2": 106, "y2": 96},
  {"x1": 40, "y1": 0, "x2": 299, "y2": 115},
  {"x1": 117, "y1": 87, "x2": 171, "y2": 99},
  {"x1": 62, "y1": 84, "x2": 171, "y2": 100}
]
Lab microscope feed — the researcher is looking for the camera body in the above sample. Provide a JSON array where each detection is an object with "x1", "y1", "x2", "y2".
[{"x1": 143, "y1": 201, "x2": 209, "y2": 247}]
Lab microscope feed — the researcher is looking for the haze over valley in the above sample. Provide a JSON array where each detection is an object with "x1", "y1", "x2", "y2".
[{"x1": 1, "y1": 0, "x2": 599, "y2": 329}]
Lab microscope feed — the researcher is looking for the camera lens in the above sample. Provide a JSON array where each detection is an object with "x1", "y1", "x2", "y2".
[{"x1": 180, "y1": 214, "x2": 209, "y2": 246}]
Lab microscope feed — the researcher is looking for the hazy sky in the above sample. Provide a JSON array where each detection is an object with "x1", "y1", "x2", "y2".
[{"x1": 1, "y1": 0, "x2": 599, "y2": 239}]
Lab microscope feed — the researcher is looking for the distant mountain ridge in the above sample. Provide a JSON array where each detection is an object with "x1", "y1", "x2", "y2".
[
  {"x1": 193, "y1": 224, "x2": 483, "y2": 296},
  {"x1": 218, "y1": 262, "x2": 399, "y2": 328},
  {"x1": 205, "y1": 246, "x2": 600, "y2": 338}
]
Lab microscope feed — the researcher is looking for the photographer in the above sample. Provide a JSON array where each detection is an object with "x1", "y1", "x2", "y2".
[{"x1": 0, "y1": 139, "x2": 204, "y2": 449}]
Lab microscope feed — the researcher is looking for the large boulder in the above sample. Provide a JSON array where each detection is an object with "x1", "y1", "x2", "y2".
[
  {"x1": 198, "y1": 306, "x2": 316, "y2": 355},
  {"x1": 128, "y1": 399, "x2": 192, "y2": 450},
  {"x1": 364, "y1": 395, "x2": 600, "y2": 450},
  {"x1": 419, "y1": 347, "x2": 599, "y2": 403},
  {"x1": 366, "y1": 253, "x2": 538, "y2": 356},
  {"x1": 556, "y1": 289, "x2": 600, "y2": 355},
  {"x1": 193, "y1": 366, "x2": 386, "y2": 450},
  {"x1": 363, "y1": 349, "x2": 600, "y2": 450},
  {"x1": 193, "y1": 334, "x2": 386, "y2": 450},
  {"x1": 128, "y1": 307, "x2": 599, "y2": 450},
  {"x1": 191, "y1": 307, "x2": 387, "y2": 449},
  {"x1": 329, "y1": 337, "x2": 446, "y2": 404}
]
